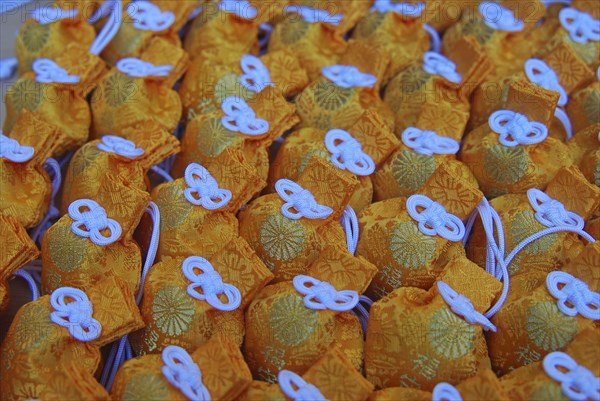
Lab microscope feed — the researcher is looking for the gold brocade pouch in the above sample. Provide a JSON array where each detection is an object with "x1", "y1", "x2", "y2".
[
  {"x1": 39, "y1": 362, "x2": 111, "y2": 401},
  {"x1": 244, "y1": 243, "x2": 377, "y2": 380},
  {"x1": 365, "y1": 256, "x2": 502, "y2": 390},
  {"x1": 459, "y1": 79, "x2": 572, "y2": 197},
  {"x1": 128, "y1": 236, "x2": 272, "y2": 354},
  {"x1": 239, "y1": 158, "x2": 358, "y2": 282},
  {"x1": 139, "y1": 150, "x2": 265, "y2": 262},
  {"x1": 568, "y1": 124, "x2": 600, "y2": 187},
  {"x1": 384, "y1": 37, "x2": 492, "y2": 138},
  {"x1": 357, "y1": 163, "x2": 483, "y2": 300},
  {"x1": 112, "y1": 336, "x2": 252, "y2": 401},
  {"x1": 567, "y1": 77, "x2": 600, "y2": 134},
  {"x1": 238, "y1": 348, "x2": 374, "y2": 401},
  {"x1": 269, "y1": 110, "x2": 400, "y2": 212},
  {"x1": 0, "y1": 277, "x2": 144, "y2": 401}
]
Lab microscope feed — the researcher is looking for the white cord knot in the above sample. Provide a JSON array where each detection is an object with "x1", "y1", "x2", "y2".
[
  {"x1": 432, "y1": 382, "x2": 463, "y2": 401},
  {"x1": 239, "y1": 55, "x2": 273, "y2": 93},
  {"x1": 479, "y1": 2, "x2": 525, "y2": 32},
  {"x1": 544, "y1": 352, "x2": 600, "y2": 401},
  {"x1": 182, "y1": 256, "x2": 241, "y2": 311},
  {"x1": 278, "y1": 370, "x2": 327, "y2": 401},
  {"x1": 116, "y1": 57, "x2": 173, "y2": 78},
  {"x1": 488, "y1": 110, "x2": 548, "y2": 147},
  {"x1": 559, "y1": 8, "x2": 600, "y2": 44},
  {"x1": 33, "y1": 59, "x2": 80, "y2": 84},
  {"x1": 96, "y1": 135, "x2": 144, "y2": 159},
  {"x1": 527, "y1": 189, "x2": 585, "y2": 229},
  {"x1": 221, "y1": 97, "x2": 269, "y2": 136},
  {"x1": 284, "y1": 5, "x2": 342, "y2": 26},
  {"x1": 293, "y1": 275, "x2": 359, "y2": 312},
  {"x1": 0, "y1": 132, "x2": 34, "y2": 163},
  {"x1": 31, "y1": 6, "x2": 78, "y2": 24},
  {"x1": 162, "y1": 346, "x2": 211, "y2": 401},
  {"x1": 325, "y1": 129, "x2": 375, "y2": 176},
  {"x1": 275, "y1": 179, "x2": 333, "y2": 220},
  {"x1": 407, "y1": 195, "x2": 466, "y2": 242},
  {"x1": 128, "y1": 0, "x2": 175, "y2": 32},
  {"x1": 219, "y1": 0, "x2": 258, "y2": 19},
  {"x1": 68, "y1": 199, "x2": 122, "y2": 246},
  {"x1": 183, "y1": 163, "x2": 232, "y2": 210},
  {"x1": 50, "y1": 287, "x2": 102, "y2": 342},
  {"x1": 321, "y1": 65, "x2": 377, "y2": 89},
  {"x1": 547, "y1": 271, "x2": 600, "y2": 320},
  {"x1": 525, "y1": 59, "x2": 568, "y2": 106},
  {"x1": 422, "y1": 52, "x2": 462, "y2": 84},
  {"x1": 438, "y1": 281, "x2": 497, "y2": 331},
  {"x1": 370, "y1": 0, "x2": 425, "y2": 16},
  {"x1": 401, "y1": 127, "x2": 460, "y2": 156}
]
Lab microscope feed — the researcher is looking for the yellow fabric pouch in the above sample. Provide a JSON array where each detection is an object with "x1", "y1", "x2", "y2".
[
  {"x1": 39, "y1": 362, "x2": 111, "y2": 401},
  {"x1": 568, "y1": 79, "x2": 600, "y2": 135},
  {"x1": 568, "y1": 123, "x2": 600, "y2": 187}
]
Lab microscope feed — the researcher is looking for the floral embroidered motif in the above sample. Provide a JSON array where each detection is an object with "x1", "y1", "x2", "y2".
[
  {"x1": 389, "y1": 221, "x2": 437, "y2": 269},
  {"x1": 260, "y1": 214, "x2": 305, "y2": 262},
  {"x1": 104, "y1": 73, "x2": 138, "y2": 107},
  {"x1": 13, "y1": 303, "x2": 52, "y2": 350},
  {"x1": 584, "y1": 91, "x2": 600, "y2": 124},
  {"x1": 314, "y1": 80, "x2": 354, "y2": 111},
  {"x1": 525, "y1": 301, "x2": 577, "y2": 351},
  {"x1": 22, "y1": 23, "x2": 51, "y2": 52},
  {"x1": 428, "y1": 308, "x2": 476, "y2": 360},
  {"x1": 214, "y1": 72, "x2": 256, "y2": 104},
  {"x1": 195, "y1": 117, "x2": 237, "y2": 157},
  {"x1": 157, "y1": 186, "x2": 191, "y2": 230},
  {"x1": 280, "y1": 19, "x2": 309, "y2": 45},
  {"x1": 152, "y1": 286, "x2": 195, "y2": 337},
  {"x1": 10, "y1": 79, "x2": 43, "y2": 113},
  {"x1": 510, "y1": 210, "x2": 558, "y2": 256},
  {"x1": 391, "y1": 150, "x2": 437, "y2": 191},
  {"x1": 48, "y1": 225, "x2": 88, "y2": 273},
  {"x1": 484, "y1": 144, "x2": 528, "y2": 185},
  {"x1": 269, "y1": 293, "x2": 318, "y2": 346},
  {"x1": 123, "y1": 374, "x2": 169, "y2": 401}
]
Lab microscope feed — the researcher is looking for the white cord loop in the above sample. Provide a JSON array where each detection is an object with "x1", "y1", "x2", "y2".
[
  {"x1": 116, "y1": 58, "x2": 173, "y2": 78},
  {"x1": 221, "y1": 97, "x2": 269, "y2": 136},
  {"x1": 341, "y1": 205, "x2": 359, "y2": 255},
  {"x1": 275, "y1": 179, "x2": 333, "y2": 220},
  {"x1": 525, "y1": 59, "x2": 568, "y2": 106},
  {"x1": 182, "y1": 256, "x2": 242, "y2": 312},
  {"x1": 488, "y1": 110, "x2": 548, "y2": 147},
  {"x1": 0, "y1": 57, "x2": 18, "y2": 80},
  {"x1": 90, "y1": 0, "x2": 122, "y2": 56},
  {"x1": 438, "y1": 281, "x2": 497, "y2": 332},
  {"x1": 401, "y1": 127, "x2": 460, "y2": 156},
  {"x1": 128, "y1": 0, "x2": 175, "y2": 31},
  {"x1": 325, "y1": 129, "x2": 375, "y2": 176},
  {"x1": 559, "y1": 8, "x2": 600, "y2": 44},
  {"x1": 321, "y1": 65, "x2": 377, "y2": 89},
  {"x1": 183, "y1": 163, "x2": 232, "y2": 210},
  {"x1": 162, "y1": 346, "x2": 211, "y2": 401},
  {"x1": 68, "y1": 199, "x2": 122, "y2": 246},
  {"x1": 547, "y1": 271, "x2": 600, "y2": 320},
  {"x1": 33, "y1": 59, "x2": 80, "y2": 84},
  {"x1": 527, "y1": 188, "x2": 585, "y2": 229},
  {"x1": 284, "y1": 5, "x2": 342, "y2": 26},
  {"x1": 479, "y1": 2, "x2": 525, "y2": 32},
  {"x1": 543, "y1": 352, "x2": 600, "y2": 401},
  {"x1": 50, "y1": 287, "x2": 102, "y2": 342},
  {"x1": 96, "y1": 135, "x2": 144, "y2": 159},
  {"x1": 278, "y1": 370, "x2": 328, "y2": 401},
  {"x1": 554, "y1": 107, "x2": 573, "y2": 140},
  {"x1": 239, "y1": 55, "x2": 273, "y2": 93},
  {"x1": 31, "y1": 6, "x2": 78, "y2": 24},
  {"x1": 422, "y1": 52, "x2": 462, "y2": 84},
  {"x1": 0, "y1": 133, "x2": 34, "y2": 163},
  {"x1": 432, "y1": 382, "x2": 463, "y2": 401},
  {"x1": 370, "y1": 0, "x2": 425, "y2": 16},
  {"x1": 406, "y1": 195, "x2": 466, "y2": 242},
  {"x1": 219, "y1": 0, "x2": 258, "y2": 20},
  {"x1": 293, "y1": 275, "x2": 359, "y2": 312}
]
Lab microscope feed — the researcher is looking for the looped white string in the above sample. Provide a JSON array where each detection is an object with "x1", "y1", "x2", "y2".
[
  {"x1": 321, "y1": 65, "x2": 377, "y2": 89},
  {"x1": 488, "y1": 110, "x2": 548, "y2": 147},
  {"x1": 90, "y1": 0, "x2": 122, "y2": 56},
  {"x1": 527, "y1": 188, "x2": 585, "y2": 229},
  {"x1": 258, "y1": 23, "x2": 273, "y2": 49},
  {"x1": 479, "y1": 2, "x2": 525, "y2": 32},
  {"x1": 88, "y1": 0, "x2": 115, "y2": 24},
  {"x1": 96, "y1": 135, "x2": 144, "y2": 159},
  {"x1": 341, "y1": 205, "x2": 359, "y2": 255},
  {"x1": 370, "y1": 0, "x2": 425, "y2": 16},
  {"x1": 406, "y1": 195, "x2": 466, "y2": 242},
  {"x1": 0, "y1": 132, "x2": 34, "y2": 163},
  {"x1": 401, "y1": 127, "x2": 460, "y2": 156},
  {"x1": 219, "y1": 0, "x2": 258, "y2": 20},
  {"x1": 325, "y1": 129, "x2": 375, "y2": 176},
  {"x1": 423, "y1": 23, "x2": 441, "y2": 53},
  {"x1": 15, "y1": 269, "x2": 40, "y2": 301},
  {"x1": 559, "y1": 8, "x2": 600, "y2": 44},
  {"x1": 31, "y1": 6, "x2": 78, "y2": 24},
  {"x1": 239, "y1": 55, "x2": 273, "y2": 93},
  {"x1": 68, "y1": 199, "x2": 122, "y2": 246},
  {"x1": 221, "y1": 97, "x2": 269, "y2": 136},
  {"x1": 33, "y1": 59, "x2": 80, "y2": 84},
  {"x1": 422, "y1": 52, "x2": 462, "y2": 84},
  {"x1": 284, "y1": 5, "x2": 343, "y2": 26},
  {"x1": 432, "y1": 382, "x2": 463, "y2": 401},
  {"x1": 162, "y1": 346, "x2": 211, "y2": 401},
  {"x1": 438, "y1": 281, "x2": 497, "y2": 331},
  {"x1": 116, "y1": 58, "x2": 173, "y2": 78},
  {"x1": 50, "y1": 287, "x2": 102, "y2": 342},
  {"x1": 278, "y1": 370, "x2": 327, "y2": 401},
  {"x1": 183, "y1": 163, "x2": 232, "y2": 210},
  {"x1": 275, "y1": 179, "x2": 333, "y2": 220},
  {"x1": 546, "y1": 271, "x2": 600, "y2": 320},
  {"x1": 554, "y1": 107, "x2": 573, "y2": 140},
  {"x1": 182, "y1": 256, "x2": 242, "y2": 312},
  {"x1": 31, "y1": 158, "x2": 62, "y2": 244},
  {"x1": 525, "y1": 59, "x2": 568, "y2": 106},
  {"x1": 128, "y1": 0, "x2": 175, "y2": 31},
  {"x1": 543, "y1": 352, "x2": 600, "y2": 401},
  {"x1": 0, "y1": 57, "x2": 18, "y2": 80},
  {"x1": 293, "y1": 275, "x2": 359, "y2": 312}
]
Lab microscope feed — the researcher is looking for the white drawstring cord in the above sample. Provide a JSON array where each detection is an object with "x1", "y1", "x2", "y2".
[
  {"x1": 321, "y1": 65, "x2": 377, "y2": 89},
  {"x1": 239, "y1": 55, "x2": 273, "y2": 93},
  {"x1": 488, "y1": 110, "x2": 548, "y2": 147},
  {"x1": 184, "y1": 163, "x2": 232, "y2": 210},
  {"x1": 127, "y1": 0, "x2": 175, "y2": 31},
  {"x1": 546, "y1": 272, "x2": 600, "y2": 320},
  {"x1": 525, "y1": 59, "x2": 568, "y2": 106},
  {"x1": 543, "y1": 352, "x2": 600, "y2": 401},
  {"x1": 422, "y1": 52, "x2": 462, "y2": 84},
  {"x1": 182, "y1": 256, "x2": 242, "y2": 311},
  {"x1": 258, "y1": 23, "x2": 273, "y2": 50},
  {"x1": 528, "y1": 189, "x2": 584, "y2": 229},
  {"x1": 50, "y1": 287, "x2": 102, "y2": 342},
  {"x1": 554, "y1": 107, "x2": 573, "y2": 140},
  {"x1": 89, "y1": 0, "x2": 115, "y2": 24},
  {"x1": 97, "y1": 135, "x2": 145, "y2": 159},
  {"x1": 541, "y1": 0, "x2": 571, "y2": 5},
  {"x1": 219, "y1": 0, "x2": 258, "y2": 20},
  {"x1": 432, "y1": 382, "x2": 463, "y2": 401},
  {"x1": 401, "y1": 127, "x2": 460, "y2": 156},
  {"x1": 340, "y1": 205, "x2": 359, "y2": 255},
  {"x1": 423, "y1": 24, "x2": 441, "y2": 53},
  {"x1": 278, "y1": 370, "x2": 327, "y2": 401},
  {"x1": 559, "y1": 8, "x2": 600, "y2": 44},
  {"x1": 30, "y1": 158, "x2": 61, "y2": 245},
  {"x1": 325, "y1": 129, "x2": 375, "y2": 176},
  {"x1": 275, "y1": 179, "x2": 333, "y2": 220},
  {"x1": 283, "y1": 5, "x2": 343, "y2": 26},
  {"x1": 150, "y1": 166, "x2": 174, "y2": 182},
  {"x1": 0, "y1": 132, "x2": 34, "y2": 163},
  {"x1": 370, "y1": 0, "x2": 425, "y2": 16},
  {"x1": 68, "y1": 199, "x2": 122, "y2": 246},
  {"x1": 90, "y1": 0, "x2": 122, "y2": 56},
  {"x1": 293, "y1": 275, "x2": 360, "y2": 312},
  {"x1": 162, "y1": 346, "x2": 211, "y2": 401},
  {"x1": 479, "y1": 2, "x2": 525, "y2": 32},
  {"x1": 438, "y1": 281, "x2": 497, "y2": 331},
  {"x1": 116, "y1": 58, "x2": 173, "y2": 78},
  {"x1": 352, "y1": 295, "x2": 373, "y2": 336},
  {"x1": 0, "y1": 57, "x2": 18, "y2": 80},
  {"x1": 221, "y1": 97, "x2": 269, "y2": 136},
  {"x1": 30, "y1": 6, "x2": 78, "y2": 24},
  {"x1": 14, "y1": 270, "x2": 40, "y2": 301},
  {"x1": 406, "y1": 195, "x2": 466, "y2": 242},
  {"x1": 33, "y1": 59, "x2": 81, "y2": 84}
]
